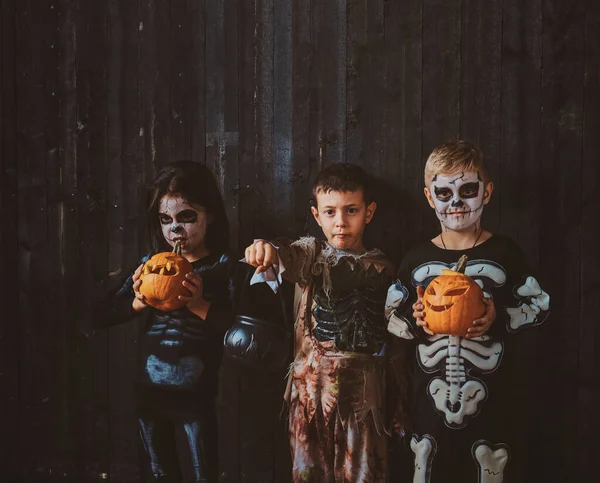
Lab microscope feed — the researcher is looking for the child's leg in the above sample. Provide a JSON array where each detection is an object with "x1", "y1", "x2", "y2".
[
  {"x1": 334, "y1": 412, "x2": 387, "y2": 483},
  {"x1": 173, "y1": 398, "x2": 218, "y2": 483},
  {"x1": 290, "y1": 402, "x2": 335, "y2": 483},
  {"x1": 138, "y1": 409, "x2": 182, "y2": 482}
]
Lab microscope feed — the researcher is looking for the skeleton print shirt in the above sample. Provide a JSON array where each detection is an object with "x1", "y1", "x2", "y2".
[{"x1": 386, "y1": 235, "x2": 550, "y2": 482}]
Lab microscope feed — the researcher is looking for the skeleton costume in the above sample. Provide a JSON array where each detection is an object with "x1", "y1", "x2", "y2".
[
  {"x1": 269, "y1": 237, "x2": 395, "y2": 483},
  {"x1": 386, "y1": 236, "x2": 550, "y2": 483},
  {"x1": 386, "y1": 170, "x2": 550, "y2": 483},
  {"x1": 95, "y1": 253, "x2": 243, "y2": 483}
]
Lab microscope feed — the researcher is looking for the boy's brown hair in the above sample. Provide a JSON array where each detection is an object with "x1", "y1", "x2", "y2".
[
  {"x1": 424, "y1": 140, "x2": 489, "y2": 185},
  {"x1": 312, "y1": 163, "x2": 373, "y2": 205}
]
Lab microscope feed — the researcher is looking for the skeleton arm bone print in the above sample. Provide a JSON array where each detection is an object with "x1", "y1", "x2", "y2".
[
  {"x1": 385, "y1": 281, "x2": 414, "y2": 339},
  {"x1": 505, "y1": 276, "x2": 550, "y2": 331}
]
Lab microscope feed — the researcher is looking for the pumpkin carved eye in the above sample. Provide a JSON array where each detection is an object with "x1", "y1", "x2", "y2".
[
  {"x1": 443, "y1": 287, "x2": 469, "y2": 297},
  {"x1": 426, "y1": 285, "x2": 437, "y2": 296}
]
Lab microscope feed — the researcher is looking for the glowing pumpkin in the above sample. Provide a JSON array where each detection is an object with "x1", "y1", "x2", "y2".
[
  {"x1": 422, "y1": 255, "x2": 485, "y2": 336},
  {"x1": 139, "y1": 241, "x2": 193, "y2": 311}
]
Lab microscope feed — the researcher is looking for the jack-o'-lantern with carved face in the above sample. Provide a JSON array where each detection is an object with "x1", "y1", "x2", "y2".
[
  {"x1": 139, "y1": 241, "x2": 194, "y2": 311},
  {"x1": 422, "y1": 255, "x2": 485, "y2": 336}
]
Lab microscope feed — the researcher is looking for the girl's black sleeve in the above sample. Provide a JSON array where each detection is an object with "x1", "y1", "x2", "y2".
[{"x1": 93, "y1": 256, "x2": 150, "y2": 329}]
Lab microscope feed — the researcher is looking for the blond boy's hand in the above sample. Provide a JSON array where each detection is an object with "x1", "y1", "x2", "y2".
[
  {"x1": 244, "y1": 240, "x2": 278, "y2": 274},
  {"x1": 466, "y1": 297, "x2": 496, "y2": 338},
  {"x1": 413, "y1": 285, "x2": 434, "y2": 336}
]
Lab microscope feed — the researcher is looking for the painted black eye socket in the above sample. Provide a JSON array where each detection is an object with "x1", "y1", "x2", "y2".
[
  {"x1": 443, "y1": 287, "x2": 468, "y2": 296},
  {"x1": 175, "y1": 209, "x2": 199, "y2": 224},
  {"x1": 458, "y1": 182, "x2": 480, "y2": 199},
  {"x1": 433, "y1": 186, "x2": 453, "y2": 202},
  {"x1": 159, "y1": 214, "x2": 172, "y2": 225}
]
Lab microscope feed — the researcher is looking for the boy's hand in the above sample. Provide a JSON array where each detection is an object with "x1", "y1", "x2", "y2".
[
  {"x1": 413, "y1": 285, "x2": 434, "y2": 336},
  {"x1": 179, "y1": 272, "x2": 210, "y2": 319},
  {"x1": 132, "y1": 263, "x2": 148, "y2": 312},
  {"x1": 244, "y1": 240, "x2": 278, "y2": 274},
  {"x1": 466, "y1": 297, "x2": 496, "y2": 338}
]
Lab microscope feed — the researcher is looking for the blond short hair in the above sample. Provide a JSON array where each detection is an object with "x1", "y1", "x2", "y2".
[{"x1": 424, "y1": 140, "x2": 489, "y2": 185}]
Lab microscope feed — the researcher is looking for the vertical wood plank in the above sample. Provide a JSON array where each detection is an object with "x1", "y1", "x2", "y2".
[
  {"x1": 380, "y1": 0, "x2": 424, "y2": 262},
  {"x1": 106, "y1": 0, "x2": 143, "y2": 480},
  {"x1": 15, "y1": 0, "x2": 64, "y2": 477},
  {"x1": 579, "y1": 4, "x2": 600, "y2": 479},
  {"x1": 71, "y1": 0, "x2": 112, "y2": 478},
  {"x1": 273, "y1": 0, "x2": 294, "y2": 238},
  {"x1": 0, "y1": 0, "x2": 20, "y2": 478},
  {"x1": 536, "y1": 1, "x2": 586, "y2": 481},
  {"x1": 460, "y1": 0, "x2": 503, "y2": 232},
  {"x1": 309, "y1": 0, "x2": 347, "y2": 170},
  {"x1": 421, "y1": 0, "x2": 461, "y2": 154},
  {"x1": 188, "y1": 0, "x2": 207, "y2": 166},
  {"x1": 290, "y1": 0, "x2": 312, "y2": 236},
  {"x1": 170, "y1": 0, "x2": 193, "y2": 161}
]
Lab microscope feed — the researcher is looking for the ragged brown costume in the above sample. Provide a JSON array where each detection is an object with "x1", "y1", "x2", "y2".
[{"x1": 278, "y1": 237, "x2": 402, "y2": 483}]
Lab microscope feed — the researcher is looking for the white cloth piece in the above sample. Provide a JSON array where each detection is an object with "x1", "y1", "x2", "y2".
[{"x1": 240, "y1": 240, "x2": 286, "y2": 293}]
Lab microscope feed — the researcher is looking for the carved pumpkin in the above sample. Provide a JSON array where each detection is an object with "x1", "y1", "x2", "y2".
[
  {"x1": 422, "y1": 255, "x2": 485, "y2": 336},
  {"x1": 139, "y1": 241, "x2": 193, "y2": 311}
]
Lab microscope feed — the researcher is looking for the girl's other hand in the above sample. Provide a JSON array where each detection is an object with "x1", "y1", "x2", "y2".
[{"x1": 180, "y1": 272, "x2": 210, "y2": 319}]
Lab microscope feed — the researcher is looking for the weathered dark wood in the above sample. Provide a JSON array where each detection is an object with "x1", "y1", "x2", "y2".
[
  {"x1": 15, "y1": 0, "x2": 65, "y2": 478},
  {"x1": 460, "y1": 0, "x2": 503, "y2": 232},
  {"x1": 0, "y1": 0, "x2": 19, "y2": 478},
  {"x1": 104, "y1": 1, "x2": 145, "y2": 481},
  {"x1": 1, "y1": 1, "x2": 598, "y2": 481},
  {"x1": 379, "y1": 0, "x2": 424, "y2": 262},
  {"x1": 537, "y1": 1, "x2": 587, "y2": 482},
  {"x1": 70, "y1": 0, "x2": 112, "y2": 478},
  {"x1": 273, "y1": 0, "x2": 293, "y2": 238},
  {"x1": 422, "y1": 0, "x2": 462, "y2": 154},
  {"x1": 290, "y1": 0, "x2": 312, "y2": 236},
  {"x1": 188, "y1": 0, "x2": 207, "y2": 167},
  {"x1": 310, "y1": 0, "x2": 347, "y2": 169},
  {"x1": 580, "y1": 2, "x2": 600, "y2": 478}
]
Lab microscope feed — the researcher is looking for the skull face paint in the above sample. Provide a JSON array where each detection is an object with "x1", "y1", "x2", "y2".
[
  {"x1": 159, "y1": 195, "x2": 208, "y2": 260},
  {"x1": 429, "y1": 171, "x2": 486, "y2": 231}
]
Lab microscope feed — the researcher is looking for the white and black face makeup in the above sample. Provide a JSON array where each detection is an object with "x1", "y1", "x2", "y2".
[
  {"x1": 429, "y1": 171, "x2": 485, "y2": 231},
  {"x1": 159, "y1": 195, "x2": 208, "y2": 259}
]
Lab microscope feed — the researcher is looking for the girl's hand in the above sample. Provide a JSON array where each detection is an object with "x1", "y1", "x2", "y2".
[
  {"x1": 466, "y1": 297, "x2": 496, "y2": 338},
  {"x1": 413, "y1": 285, "x2": 434, "y2": 335},
  {"x1": 132, "y1": 263, "x2": 148, "y2": 312},
  {"x1": 244, "y1": 240, "x2": 278, "y2": 274},
  {"x1": 179, "y1": 272, "x2": 210, "y2": 319}
]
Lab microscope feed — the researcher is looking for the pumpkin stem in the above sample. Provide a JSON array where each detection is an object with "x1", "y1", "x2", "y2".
[
  {"x1": 455, "y1": 254, "x2": 468, "y2": 274},
  {"x1": 173, "y1": 241, "x2": 182, "y2": 255}
]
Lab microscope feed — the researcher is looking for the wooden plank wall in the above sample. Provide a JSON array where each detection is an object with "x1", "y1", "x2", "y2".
[{"x1": 1, "y1": 0, "x2": 598, "y2": 481}]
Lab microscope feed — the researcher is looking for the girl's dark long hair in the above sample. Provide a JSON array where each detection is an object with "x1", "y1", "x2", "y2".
[{"x1": 146, "y1": 160, "x2": 229, "y2": 255}]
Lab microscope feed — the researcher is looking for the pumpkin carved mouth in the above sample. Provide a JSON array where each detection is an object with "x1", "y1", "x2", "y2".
[
  {"x1": 426, "y1": 301, "x2": 454, "y2": 312},
  {"x1": 143, "y1": 256, "x2": 181, "y2": 276}
]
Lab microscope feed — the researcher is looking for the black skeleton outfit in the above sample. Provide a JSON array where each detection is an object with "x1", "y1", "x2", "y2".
[
  {"x1": 96, "y1": 252, "x2": 243, "y2": 483},
  {"x1": 386, "y1": 235, "x2": 550, "y2": 483}
]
